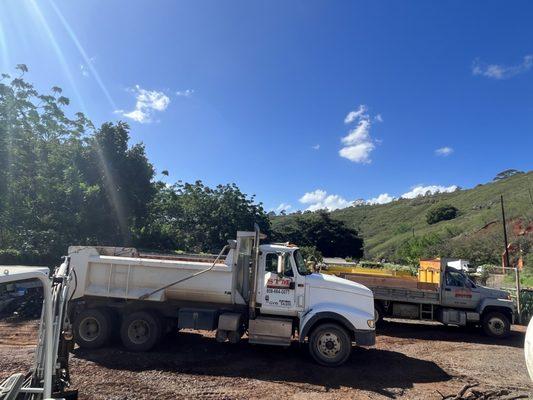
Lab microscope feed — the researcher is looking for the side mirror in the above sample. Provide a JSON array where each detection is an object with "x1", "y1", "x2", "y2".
[{"x1": 277, "y1": 253, "x2": 286, "y2": 275}]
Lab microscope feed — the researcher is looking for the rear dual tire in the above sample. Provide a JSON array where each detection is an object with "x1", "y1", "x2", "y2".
[
  {"x1": 74, "y1": 309, "x2": 163, "y2": 352},
  {"x1": 73, "y1": 308, "x2": 112, "y2": 349},
  {"x1": 120, "y1": 311, "x2": 162, "y2": 352}
]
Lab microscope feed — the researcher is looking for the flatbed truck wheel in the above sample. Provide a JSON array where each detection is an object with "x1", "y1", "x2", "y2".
[
  {"x1": 482, "y1": 311, "x2": 510, "y2": 338},
  {"x1": 73, "y1": 308, "x2": 112, "y2": 349},
  {"x1": 120, "y1": 311, "x2": 162, "y2": 352},
  {"x1": 374, "y1": 303, "x2": 384, "y2": 326},
  {"x1": 308, "y1": 323, "x2": 351, "y2": 367}
]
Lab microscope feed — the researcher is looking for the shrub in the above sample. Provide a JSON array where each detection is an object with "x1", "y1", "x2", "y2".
[
  {"x1": 299, "y1": 246, "x2": 323, "y2": 263},
  {"x1": 426, "y1": 204, "x2": 459, "y2": 225}
]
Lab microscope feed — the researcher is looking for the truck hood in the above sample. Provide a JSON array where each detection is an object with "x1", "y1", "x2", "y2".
[
  {"x1": 305, "y1": 273, "x2": 373, "y2": 298},
  {"x1": 477, "y1": 285, "x2": 511, "y2": 300}
]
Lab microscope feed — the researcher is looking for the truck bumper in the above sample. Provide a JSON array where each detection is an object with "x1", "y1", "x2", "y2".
[{"x1": 353, "y1": 329, "x2": 375, "y2": 346}]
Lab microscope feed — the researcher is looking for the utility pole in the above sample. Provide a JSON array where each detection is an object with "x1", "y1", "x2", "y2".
[
  {"x1": 500, "y1": 195, "x2": 510, "y2": 269},
  {"x1": 501, "y1": 194, "x2": 520, "y2": 323}
]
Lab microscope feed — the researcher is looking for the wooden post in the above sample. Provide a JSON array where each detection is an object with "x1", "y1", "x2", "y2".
[
  {"x1": 500, "y1": 195, "x2": 511, "y2": 269},
  {"x1": 515, "y1": 267, "x2": 521, "y2": 324},
  {"x1": 501, "y1": 195, "x2": 520, "y2": 323}
]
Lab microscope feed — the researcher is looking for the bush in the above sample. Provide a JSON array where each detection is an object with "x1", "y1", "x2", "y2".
[
  {"x1": 395, "y1": 233, "x2": 443, "y2": 265},
  {"x1": 426, "y1": 204, "x2": 459, "y2": 225},
  {"x1": 359, "y1": 261, "x2": 382, "y2": 269},
  {"x1": 521, "y1": 290, "x2": 533, "y2": 324},
  {"x1": 0, "y1": 249, "x2": 55, "y2": 267},
  {"x1": 299, "y1": 246, "x2": 323, "y2": 263}
]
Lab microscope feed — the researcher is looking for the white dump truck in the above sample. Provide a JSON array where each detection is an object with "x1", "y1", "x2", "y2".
[{"x1": 67, "y1": 227, "x2": 375, "y2": 366}]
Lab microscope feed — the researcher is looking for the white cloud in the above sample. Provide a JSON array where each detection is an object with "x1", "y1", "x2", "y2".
[
  {"x1": 339, "y1": 104, "x2": 380, "y2": 163},
  {"x1": 119, "y1": 85, "x2": 170, "y2": 123},
  {"x1": 472, "y1": 55, "x2": 533, "y2": 79},
  {"x1": 176, "y1": 89, "x2": 194, "y2": 97},
  {"x1": 312, "y1": 144, "x2": 320, "y2": 150},
  {"x1": 367, "y1": 193, "x2": 394, "y2": 205},
  {"x1": 299, "y1": 189, "x2": 327, "y2": 204},
  {"x1": 341, "y1": 119, "x2": 371, "y2": 145},
  {"x1": 344, "y1": 105, "x2": 367, "y2": 124},
  {"x1": 374, "y1": 114, "x2": 383, "y2": 123},
  {"x1": 296, "y1": 183, "x2": 458, "y2": 212},
  {"x1": 339, "y1": 142, "x2": 375, "y2": 163},
  {"x1": 299, "y1": 189, "x2": 352, "y2": 211},
  {"x1": 435, "y1": 146, "x2": 454, "y2": 156},
  {"x1": 274, "y1": 203, "x2": 292, "y2": 213},
  {"x1": 401, "y1": 185, "x2": 458, "y2": 199}
]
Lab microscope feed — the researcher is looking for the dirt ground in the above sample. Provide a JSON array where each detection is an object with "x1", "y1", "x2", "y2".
[{"x1": 0, "y1": 319, "x2": 531, "y2": 400}]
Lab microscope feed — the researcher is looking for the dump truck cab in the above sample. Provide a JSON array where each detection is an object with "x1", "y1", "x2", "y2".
[{"x1": 255, "y1": 243, "x2": 376, "y2": 351}]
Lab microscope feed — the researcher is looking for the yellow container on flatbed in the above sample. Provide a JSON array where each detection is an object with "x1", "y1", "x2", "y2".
[
  {"x1": 419, "y1": 259, "x2": 442, "y2": 284},
  {"x1": 325, "y1": 265, "x2": 413, "y2": 278}
]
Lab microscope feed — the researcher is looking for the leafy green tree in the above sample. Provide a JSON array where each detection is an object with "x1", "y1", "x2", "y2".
[
  {"x1": 140, "y1": 181, "x2": 271, "y2": 253},
  {"x1": 272, "y1": 211, "x2": 363, "y2": 258},
  {"x1": 0, "y1": 66, "x2": 155, "y2": 263},
  {"x1": 426, "y1": 204, "x2": 459, "y2": 225},
  {"x1": 493, "y1": 169, "x2": 523, "y2": 181},
  {"x1": 0, "y1": 65, "x2": 92, "y2": 261},
  {"x1": 81, "y1": 122, "x2": 155, "y2": 245}
]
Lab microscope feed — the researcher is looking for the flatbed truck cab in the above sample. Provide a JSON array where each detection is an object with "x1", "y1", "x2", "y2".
[
  {"x1": 329, "y1": 258, "x2": 515, "y2": 338},
  {"x1": 67, "y1": 226, "x2": 375, "y2": 367}
]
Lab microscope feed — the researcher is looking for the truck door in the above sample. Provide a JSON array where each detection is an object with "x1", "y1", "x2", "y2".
[
  {"x1": 441, "y1": 268, "x2": 480, "y2": 308},
  {"x1": 258, "y1": 252, "x2": 298, "y2": 316}
]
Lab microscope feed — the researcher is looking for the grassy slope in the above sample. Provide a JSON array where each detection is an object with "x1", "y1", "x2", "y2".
[{"x1": 272, "y1": 171, "x2": 533, "y2": 259}]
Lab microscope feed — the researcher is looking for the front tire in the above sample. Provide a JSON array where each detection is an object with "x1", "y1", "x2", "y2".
[
  {"x1": 120, "y1": 311, "x2": 162, "y2": 352},
  {"x1": 482, "y1": 311, "x2": 510, "y2": 338},
  {"x1": 73, "y1": 308, "x2": 112, "y2": 349},
  {"x1": 308, "y1": 323, "x2": 351, "y2": 367},
  {"x1": 374, "y1": 303, "x2": 384, "y2": 326}
]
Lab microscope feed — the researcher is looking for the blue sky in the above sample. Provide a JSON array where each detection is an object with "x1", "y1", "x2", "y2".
[{"x1": 1, "y1": 1, "x2": 532, "y2": 213}]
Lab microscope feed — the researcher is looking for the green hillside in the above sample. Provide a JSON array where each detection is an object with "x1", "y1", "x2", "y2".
[{"x1": 272, "y1": 171, "x2": 533, "y2": 265}]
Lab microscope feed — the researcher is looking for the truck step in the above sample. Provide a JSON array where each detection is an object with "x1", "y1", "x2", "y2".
[
  {"x1": 420, "y1": 303, "x2": 434, "y2": 320},
  {"x1": 248, "y1": 317, "x2": 292, "y2": 347}
]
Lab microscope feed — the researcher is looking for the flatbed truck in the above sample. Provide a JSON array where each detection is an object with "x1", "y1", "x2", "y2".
[
  {"x1": 327, "y1": 258, "x2": 515, "y2": 338},
  {"x1": 67, "y1": 227, "x2": 375, "y2": 366}
]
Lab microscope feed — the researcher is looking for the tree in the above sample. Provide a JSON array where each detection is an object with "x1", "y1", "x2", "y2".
[
  {"x1": 272, "y1": 211, "x2": 363, "y2": 258},
  {"x1": 298, "y1": 245, "x2": 323, "y2": 263},
  {"x1": 493, "y1": 169, "x2": 524, "y2": 181},
  {"x1": 0, "y1": 66, "x2": 155, "y2": 264},
  {"x1": 81, "y1": 122, "x2": 155, "y2": 245},
  {"x1": 0, "y1": 65, "x2": 93, "y2": 262},
  {"x1": 140, "y1": 181, "x2": 271, "y2": 253},
  {"x1": 426, "y1": 204, "x2": 459, "y2": 225},
  {"x1": 395, "y1": 234, "x2": 442, "y2": 266}
]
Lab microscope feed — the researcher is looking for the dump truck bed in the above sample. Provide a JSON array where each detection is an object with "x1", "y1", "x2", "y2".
[{"x1": 68, "y1": 246, "x2": 236, "y2": 304}]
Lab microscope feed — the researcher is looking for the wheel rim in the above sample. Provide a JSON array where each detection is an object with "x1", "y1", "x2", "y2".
[
  {"x1": 128, "y1": 319, "x2": 151, "y2": 344},
  {"x1": 79, "y1": 317, "x2": 100, "y2": 342},
  {"x1": 316, "y1": 331, "x2": 342, "y2": 359},
  {"x1": 374, "y1": 307, "x2": 380, "y2": 323},
  {"x1": 487, "y1": 317, "x2": 505, "y2": 336}
]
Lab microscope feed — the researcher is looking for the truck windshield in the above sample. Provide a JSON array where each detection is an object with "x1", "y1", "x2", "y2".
[{"x1": 293, "y1": 250, "x2": 312, "y2": 275}]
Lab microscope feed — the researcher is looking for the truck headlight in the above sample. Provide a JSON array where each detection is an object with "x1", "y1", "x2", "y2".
[{"x1": 367, "y1": 319, "x2": 375, "y2": 328}]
